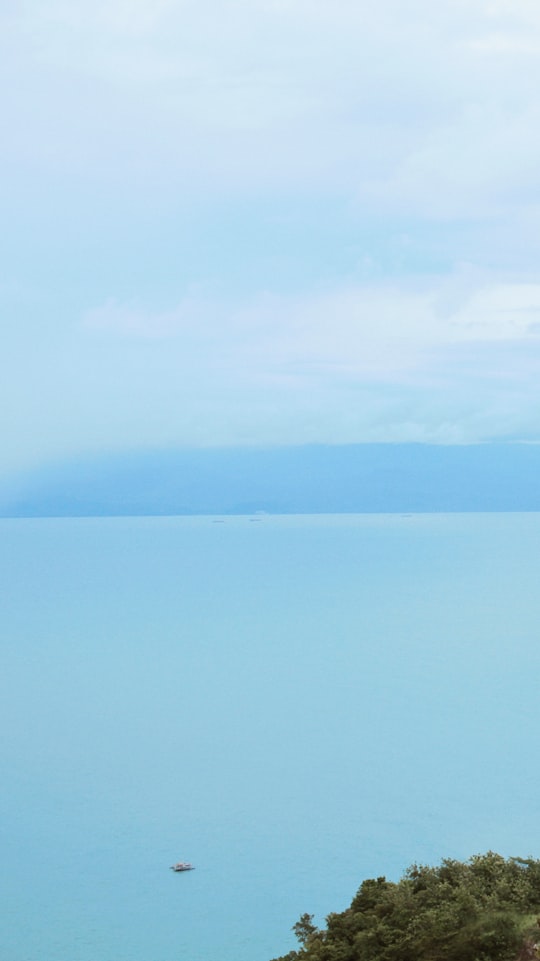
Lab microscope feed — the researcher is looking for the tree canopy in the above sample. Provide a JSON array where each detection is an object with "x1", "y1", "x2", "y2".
[{"x1": 272, "y1": 853, "x2": 540, "y2": 961}]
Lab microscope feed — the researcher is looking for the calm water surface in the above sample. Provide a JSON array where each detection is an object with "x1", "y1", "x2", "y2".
[{"x1": 2, "y1": 513, "x2": 540, "y2": 961}]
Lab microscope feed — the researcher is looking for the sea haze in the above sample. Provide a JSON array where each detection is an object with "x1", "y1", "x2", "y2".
[{"x1": 2, "y1": 513, "x2": 540, "y2": 961}]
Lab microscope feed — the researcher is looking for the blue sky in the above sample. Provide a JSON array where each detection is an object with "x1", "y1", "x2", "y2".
[{"x1": 2, "y1": 0, "x2": 540, "y2": 471}]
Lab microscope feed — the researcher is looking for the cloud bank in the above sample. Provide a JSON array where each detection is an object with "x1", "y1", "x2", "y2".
[{"x1": 1, "y1": 0, "x2": 540, "y2": 468}]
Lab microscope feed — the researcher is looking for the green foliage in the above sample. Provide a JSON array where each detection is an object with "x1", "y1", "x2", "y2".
[
  {"x1": 293, "y1": 915, "x2": 321, "y2": 947},
  {"x1": 271, "y1": 853, "x2": 540, "y2": 961}
]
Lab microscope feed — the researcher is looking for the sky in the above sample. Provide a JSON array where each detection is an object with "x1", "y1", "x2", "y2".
[{"x1": 2, "y1": 0, "x2": 540, "y2": 472}]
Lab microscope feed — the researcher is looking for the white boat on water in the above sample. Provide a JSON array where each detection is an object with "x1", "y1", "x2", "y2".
[{"x1": 170, "y1": 861, "x2": 194, "y2": 872}]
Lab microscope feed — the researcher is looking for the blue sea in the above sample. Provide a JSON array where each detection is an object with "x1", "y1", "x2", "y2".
[{"x1": 2, "y1": 513, "x2": 540, "y2": 961}]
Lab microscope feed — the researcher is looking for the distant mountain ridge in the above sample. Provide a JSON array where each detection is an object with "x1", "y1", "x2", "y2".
[{"x1": 1, "y1": 443, "x2": 539, "y2": 517}]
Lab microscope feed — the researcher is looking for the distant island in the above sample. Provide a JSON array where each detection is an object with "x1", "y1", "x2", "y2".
[
  {"x1": 3, "y1": 443, "x2": 540, "y2": 516},
  {"x1": 272, "y1": 852, "x2": 540, "y2": 961}
]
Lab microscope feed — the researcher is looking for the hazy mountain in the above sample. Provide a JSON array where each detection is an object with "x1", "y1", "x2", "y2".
[{"x1": 1, "y1": 444, "x2": 539, "y2": 517}]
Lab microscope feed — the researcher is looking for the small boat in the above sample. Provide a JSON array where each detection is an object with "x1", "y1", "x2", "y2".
[{"x1": 170, "y1": 861, "x2": 195, "y2": 872}]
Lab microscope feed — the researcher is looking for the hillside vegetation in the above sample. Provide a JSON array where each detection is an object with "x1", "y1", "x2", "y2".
[{"x1": 272, "y1": 853, "x2": 540, "y2": 961}]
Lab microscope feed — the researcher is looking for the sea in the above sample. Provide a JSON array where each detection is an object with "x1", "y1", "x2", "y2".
[{"x1": 2, "y1": 513, "x2": 540, "y2": 961}]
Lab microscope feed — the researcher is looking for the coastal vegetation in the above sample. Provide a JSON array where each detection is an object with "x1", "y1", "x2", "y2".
[{"x1": 272, "y1": 853, "x2": 540, "y2": 961}]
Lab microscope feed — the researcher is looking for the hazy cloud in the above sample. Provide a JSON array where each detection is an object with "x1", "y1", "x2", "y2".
[
  {"x1": 2, "y1": 0, "x2": 539, "y2": 200},
  {"x1": 1, "y1": 0, "x2": 540, "y2": 468}
]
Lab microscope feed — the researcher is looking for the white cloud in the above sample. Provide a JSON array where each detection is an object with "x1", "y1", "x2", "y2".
[
  {"x1": 2, "y1": 0, "x2": 539, "y2": 208},
  {"x1": 82, "y1": 274, "x2": 540, "y2": 389},
  {"x1": 2, "y1": 0, "x2": 540, "y2": 468},
  {"x1": 3, "y1": 272, "x2": 540, "y2": 473}
]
